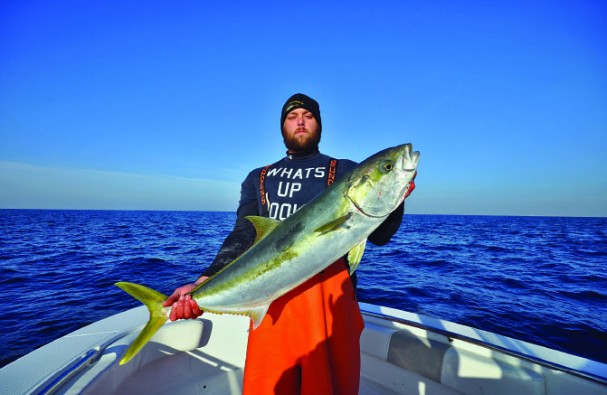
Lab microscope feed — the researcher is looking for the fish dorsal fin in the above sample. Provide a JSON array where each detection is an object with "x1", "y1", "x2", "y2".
[
  {"x1": 314, "y1": 213, "x2": 352, "y2": 234},
  {"x1": 246, "y1": 216, "x2": 280, "y2": 244},
  {"x1": 347, "y1": 239, "x2": 367, "y2": 273}
]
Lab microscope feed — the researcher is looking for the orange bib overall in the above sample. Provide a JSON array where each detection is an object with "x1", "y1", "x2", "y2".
[{"x1": 242, "y1": 258, "x2": 364, "y2": 395}]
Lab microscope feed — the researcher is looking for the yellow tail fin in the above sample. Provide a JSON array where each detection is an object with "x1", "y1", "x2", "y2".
[{"x1": 115, "y1": 282, "x2": 169, "y2": 365}]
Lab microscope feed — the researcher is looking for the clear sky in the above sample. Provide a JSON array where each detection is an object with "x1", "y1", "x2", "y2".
[{"x1": 1, "y1": 1, "x2": 605, "y2": 216}]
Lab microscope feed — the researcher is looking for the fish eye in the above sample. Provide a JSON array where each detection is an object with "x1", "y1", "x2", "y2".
[{"x1": 381, "y1": 160, "x2": 394, "y2": 173}]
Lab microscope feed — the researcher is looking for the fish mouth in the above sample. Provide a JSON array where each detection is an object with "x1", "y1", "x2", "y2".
[{"x1": 400, "y1": 144, "x2": 420, "y2": 172}]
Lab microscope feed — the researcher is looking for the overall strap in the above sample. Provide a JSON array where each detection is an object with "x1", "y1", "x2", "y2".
[
  {"x1": 259, "y1": 164, "x2": 271, "y2": 216},
  {"x1": 327, "y1": 158, "x2": 338, "y2": 186}
]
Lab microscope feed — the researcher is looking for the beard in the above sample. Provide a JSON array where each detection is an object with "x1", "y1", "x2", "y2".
[{"x1": 282, "y1": 128, "x2": 322, "y2": 154}]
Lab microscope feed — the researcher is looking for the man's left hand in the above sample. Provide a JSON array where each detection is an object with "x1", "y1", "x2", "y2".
[{"x1": 404, "y1": 172, "x2": 417, "y2": 199}]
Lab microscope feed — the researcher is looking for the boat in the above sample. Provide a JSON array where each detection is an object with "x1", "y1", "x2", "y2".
[{"x1": 1, "y1": 302, "x2": 605, "y2": 394}]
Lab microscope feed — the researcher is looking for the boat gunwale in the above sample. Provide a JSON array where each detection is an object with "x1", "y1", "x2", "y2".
[
  {"x1": 358, "y1": 302, "x2": 607, "y2": 386},
  {"x1": 4, "y1": 304, "x2": 605, "y2": 394},
  {"x1": 33, "y1": 332, "x2": 129, "y2": 395}
]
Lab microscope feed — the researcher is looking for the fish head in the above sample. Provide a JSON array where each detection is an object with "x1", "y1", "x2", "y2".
[{"x1": 346, "y1": 143, "x2": 420, "y2": 218}]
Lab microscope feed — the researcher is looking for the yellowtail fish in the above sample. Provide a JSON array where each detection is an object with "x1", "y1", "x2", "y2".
[{"x1": 116, "y1": 143, "x2": 420, "y2": 365}]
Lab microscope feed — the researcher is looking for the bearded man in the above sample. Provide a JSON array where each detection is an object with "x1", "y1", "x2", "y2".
[{"x1": 163, "y1": 93, "x2": 414, "y2": 394}]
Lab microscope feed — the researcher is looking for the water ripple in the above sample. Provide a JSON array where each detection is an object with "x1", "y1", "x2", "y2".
[{"x1": 1, "y1": 210, "x2": 606, "y2": 368}]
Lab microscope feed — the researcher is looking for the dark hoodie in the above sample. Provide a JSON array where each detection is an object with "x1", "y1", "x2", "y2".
[{"x1": 202, "y1": 150, "x2": 403, "y2": 277}]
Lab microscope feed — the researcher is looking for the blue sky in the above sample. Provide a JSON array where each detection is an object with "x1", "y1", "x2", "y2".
[{"x1": 1, "y1": 1, "x2": 605, "y2": 216}]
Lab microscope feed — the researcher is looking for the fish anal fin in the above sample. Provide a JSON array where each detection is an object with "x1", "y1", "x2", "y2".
[
  {"x1": 314, "y1": 213, "x2": 352, "y2": 234},
  {"x1": 202, "y1": 303, "x2": 271, "y2": 330},
  {"x1": 347, "y1": 239, "x2": 367, "y2": 273},
  {"x1": 246, "y1": 216, "x2": 280, "y2": 244},
  {"x1": 249, "y1": 304, "x2": 270, "y2": 329}
]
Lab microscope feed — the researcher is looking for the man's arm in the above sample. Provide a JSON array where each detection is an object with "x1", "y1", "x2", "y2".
[
  {"x1": 201, "y1": 200, "x2": 258, "y2": 277},
  {"x1": 368, "y1": 202, "x2": 404, "y2": 246},
  {"x1": 162, "y1": 207, "x2": 257, "y2": 321},
  {"x1": 368, "y1": 176, "x2": 416, "y2": 246},
  {"x1": 163, "y1": 172, "x2": 260, "y2": 320}
]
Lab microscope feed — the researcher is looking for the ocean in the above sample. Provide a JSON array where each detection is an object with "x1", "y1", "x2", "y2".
[{"x1": 1, "y1": 209, "x2": 606, "y2": 368}]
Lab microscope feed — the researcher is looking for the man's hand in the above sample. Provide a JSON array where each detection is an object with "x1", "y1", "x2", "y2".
[
  {"x1": 163, "y1": 278, "x2": 207, "y2": 321},
  {"x1": 404, "y1": 171, "x2": 417, "y2": 199}
]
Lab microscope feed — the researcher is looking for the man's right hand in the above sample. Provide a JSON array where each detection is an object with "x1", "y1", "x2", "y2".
[{"x1": 163, "y1": 279, "x2": 206, "y2": 321}]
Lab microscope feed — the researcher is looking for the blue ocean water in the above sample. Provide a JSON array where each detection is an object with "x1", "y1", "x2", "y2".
[{"x1": 1, "y1": 210, "x2": 606, "y2": 368}]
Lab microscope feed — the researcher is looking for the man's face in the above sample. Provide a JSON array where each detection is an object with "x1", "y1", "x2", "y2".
[{"x1": 282, "y1": 108, "x2": 321, "y2": 154}]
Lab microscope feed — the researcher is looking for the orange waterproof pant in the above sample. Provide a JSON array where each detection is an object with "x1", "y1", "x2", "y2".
[{"x1": 242, "y1": 258, "x2": 364, "y2": 395}]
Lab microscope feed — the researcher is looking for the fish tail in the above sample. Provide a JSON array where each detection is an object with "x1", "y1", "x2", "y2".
[{"x1": 115, "y1": 281, "x2": 169, "y2": 365}]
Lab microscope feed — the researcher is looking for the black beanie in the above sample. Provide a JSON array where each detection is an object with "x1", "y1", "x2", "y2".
[{"x1": 280, "y1": 93, "x2": 322, "y2": 131}]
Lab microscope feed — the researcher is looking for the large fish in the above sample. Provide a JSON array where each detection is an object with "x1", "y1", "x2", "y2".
[{"x1": 116, "y1": 143, "x2": 420, "y2": 365}]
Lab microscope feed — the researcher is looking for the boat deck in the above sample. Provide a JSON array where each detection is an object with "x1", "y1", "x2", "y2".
[{"x1": 1, "y1": 304, "x2": 605, "y2": 394}]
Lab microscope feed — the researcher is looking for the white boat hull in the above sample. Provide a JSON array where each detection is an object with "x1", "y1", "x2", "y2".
[{"x1": 1, "y1": 303, "x2": 605, "y2": 394}]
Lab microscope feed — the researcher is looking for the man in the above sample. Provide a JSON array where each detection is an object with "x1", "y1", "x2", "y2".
[{"x1": 163, "y1": 93, "x2": 414, "y2": 394}]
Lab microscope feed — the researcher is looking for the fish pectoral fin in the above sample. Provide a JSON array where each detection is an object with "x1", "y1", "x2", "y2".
[
  {"x1": 314, "y1": 213, "x2": 352, "y2": 234},
  {"x1": 245, "y1": 304, "x2": 271, "y2": 330},
  {"x1": 347, "y1": 239, "x2": 367, "y2": 273},
  {"x1": 246, "y1": 216, "x2": 280, "y2": 244}
]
